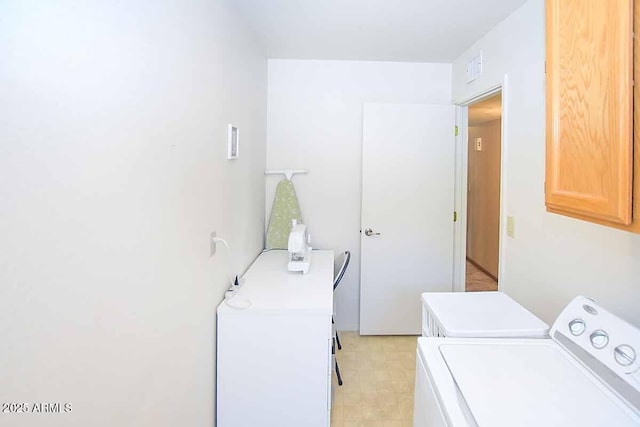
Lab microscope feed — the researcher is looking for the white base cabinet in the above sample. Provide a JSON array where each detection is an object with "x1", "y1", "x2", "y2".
[{"x1": 216, "y1": 250, "x2": 334, "y2": 427}]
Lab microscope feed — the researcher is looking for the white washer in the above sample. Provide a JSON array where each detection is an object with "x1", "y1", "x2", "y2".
[
  {"x1": 422, "y1": 291, "x2": 549, "y2": 338},
  {"x1": 414, "y1": 296, "x2": 640, "y2": 427}
]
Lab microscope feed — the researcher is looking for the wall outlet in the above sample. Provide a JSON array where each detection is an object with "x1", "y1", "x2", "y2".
[
  {"x1": 507, "y1": 216, "x2": 515, "y2": 238},
  {"x1": 210, "y1": 231, "x2": 217, "y2": 256}
]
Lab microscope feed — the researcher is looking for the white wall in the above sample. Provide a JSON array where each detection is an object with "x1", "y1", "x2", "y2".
[
  {"x1": 0, "y1": 1, "x2": 266, "y2": 426},
  {"x1": 266, "y1": 60, "x2": 451, "y2": 330},
  {"x1": 453, "y1": 0, "x2": 640, "y2": 326}
]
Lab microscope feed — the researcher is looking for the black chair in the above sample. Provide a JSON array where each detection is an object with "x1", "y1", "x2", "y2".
[{"x1": 333, "y1": 250, "x2": 350, "y2": 386}]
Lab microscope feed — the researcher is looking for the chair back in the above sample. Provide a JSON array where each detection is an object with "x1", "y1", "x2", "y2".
[{"x1": 333, "y1": 251, "x2": 351, "y2": 290}]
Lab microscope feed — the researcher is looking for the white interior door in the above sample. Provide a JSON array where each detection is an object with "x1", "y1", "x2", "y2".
[{"x1": 360, "y1": 103, "x2": 455, "y2": 335}]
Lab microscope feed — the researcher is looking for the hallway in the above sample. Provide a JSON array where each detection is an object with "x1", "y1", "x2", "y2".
[{"x1": 465, "y1": 260, "x2": 498, "y2": 292}]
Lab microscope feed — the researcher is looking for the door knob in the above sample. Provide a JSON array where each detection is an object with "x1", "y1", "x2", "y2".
[{"x1": 364, "y1": 228, "x2": 381, "y2": 237}]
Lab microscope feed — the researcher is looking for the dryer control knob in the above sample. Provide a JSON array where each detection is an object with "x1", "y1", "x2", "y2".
[
  {"x1": 590, "y1": 330, "x2": 609, "y2": 349},
  {"x1": 569, "y1": 319, "x2": 586, "y2": 336},
  {"x1": 614, "y1": 345, "x2": 636, "y2": 366}
]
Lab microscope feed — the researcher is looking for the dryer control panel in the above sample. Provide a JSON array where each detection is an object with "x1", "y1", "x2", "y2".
[{"x1": 551, "y1": 296, "x2": 640, "y2": 411}]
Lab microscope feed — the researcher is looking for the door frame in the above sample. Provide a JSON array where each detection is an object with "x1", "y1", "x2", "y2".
[{"x1": 452, "y1": 75, "x2": 509, "y2": 293}]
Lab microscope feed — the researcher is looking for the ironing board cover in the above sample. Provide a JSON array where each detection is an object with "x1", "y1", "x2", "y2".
[{"x1": 266, "y1": 179, "x2": 303, "y2": 249}]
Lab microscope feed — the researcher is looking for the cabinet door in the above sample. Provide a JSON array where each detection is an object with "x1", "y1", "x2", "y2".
[{"x1": 546, "y1": 0, "x2": 633, "y2": 225}]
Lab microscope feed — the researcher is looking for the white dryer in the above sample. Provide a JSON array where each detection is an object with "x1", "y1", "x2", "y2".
[
  {"x1": 422, "y1": 291, "x2": 549, "y2": 338},
  {"x1": 414, "y1": 296, "x2": 640, "y2": 426}
]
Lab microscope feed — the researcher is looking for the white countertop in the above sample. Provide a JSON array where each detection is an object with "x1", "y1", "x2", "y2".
[{"x1": 217, "y1": 249, "x2": 334, "y2": 315}]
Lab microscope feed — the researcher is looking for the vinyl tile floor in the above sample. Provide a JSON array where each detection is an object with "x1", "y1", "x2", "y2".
[{"x1": 331, "y1": 332, "x2": 417, "y2": 427}]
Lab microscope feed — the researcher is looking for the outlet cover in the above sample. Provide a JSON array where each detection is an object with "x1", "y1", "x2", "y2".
[{"x1": 210, "y1": 231, "x2": 217, "y2": 256}]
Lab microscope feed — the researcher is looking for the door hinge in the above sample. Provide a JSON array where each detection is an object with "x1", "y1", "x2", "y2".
[
  {"x1": 454, "y1": 125, "x2": 459, "y2": 136},
  {"x1": 453, "y1": 211, "x2": 458, "y2": 222}
]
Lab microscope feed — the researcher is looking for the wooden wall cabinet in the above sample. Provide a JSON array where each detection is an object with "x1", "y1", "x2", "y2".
[{"x1": 545, "y1": 0, "x2": 640, "y2": 232}]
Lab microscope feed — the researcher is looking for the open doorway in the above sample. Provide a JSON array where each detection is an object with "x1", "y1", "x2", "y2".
[{"x1": 465, "y1": 93, "x2": 502, "y2": 292}]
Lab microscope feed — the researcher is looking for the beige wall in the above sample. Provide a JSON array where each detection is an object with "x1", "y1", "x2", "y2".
[
  {"x1": 0, "y1": 1, "x2": 267, "y2": 425},
  {"x1": 467, "y1": 119, "x2": 502, "y2": 277}
]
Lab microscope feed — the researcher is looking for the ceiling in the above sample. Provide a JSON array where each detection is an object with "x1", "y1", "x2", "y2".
[
  {"x1": 230, "y1": 0, "x2": 527, "y2": 62},
  {"x1": 469, "y1": 93, "x2": 502, "y2": 126}
]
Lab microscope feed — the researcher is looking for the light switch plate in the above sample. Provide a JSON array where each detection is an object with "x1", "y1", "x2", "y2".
[{"x1": 507, "y1": 216, "x2": 515, "y2": 238}]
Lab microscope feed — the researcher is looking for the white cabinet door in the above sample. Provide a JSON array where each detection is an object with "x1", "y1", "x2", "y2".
[{"x1": 360, "y1": 103, "x2": 455, "y2": 335}]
